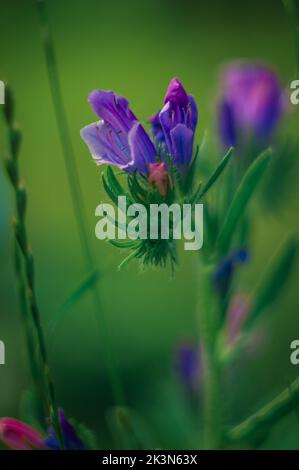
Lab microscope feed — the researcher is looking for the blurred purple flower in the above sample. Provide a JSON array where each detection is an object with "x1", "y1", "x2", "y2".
[
  {"x1": 81, "y1": 90, "x2": 156, "y2": 175},
  {"x1": 175, "y1": 341, "x2": 201, "y2": 393},
  {"x1": 45, "y1": 409, "x2": 84, "y2": 450},
  {"x1": 213, "y1": 248, "x2": 249, "y2": 297},
  {"x1": 226, "y1": 294, "x2": 267, "y2": 357},
  {"x1": 150, "y1": 78, "x2": 198, "y2": 172},
  {"x1": 227, "y1": 294, "x2": 250, "y2": 345},
  {"x1": 218, "y1": 63, "x2": 285, "y2": 149},
  {"x1": 0, "y1": 418, "x2": 45, "y2": 450}
]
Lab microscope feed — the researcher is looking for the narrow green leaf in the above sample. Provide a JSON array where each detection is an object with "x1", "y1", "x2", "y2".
[
  {"x1": 47, "y1": 268, "x2": 102, "y2": 341},
  {"x1": 128, "y1": 175, "x2": 147, "y2": 204},
  {"x1": 246, "y1": 237, "x2": 298, "y2": 330},
  {"x1": 132, "y1": 173, "x2": 148, "y2": 198},
  {"x1": 102, "y1": 172, "x2": 120, "y2": 206},
  {"x1": 217, "y1": 149, "x2": 271, "y2": 253},
  {"x1": 189, "y1": 182, "x2": 202, "y2": 205},
  {"x1": 102, "y1": 166, "x2": 132, "y2": 207},
  {"x1": 106, "y1": 166, "x2": 126, "y2": 197},
  {"x1": 197, "y1": 146, "x2": 233, "y2": 201},
  {"x1": 108, "y1": 239, "x2": 139, "y2": 249},
  {"x1": 118, "y1": 248, "x2": 140, "y2": 270},
  {"x1": 61, "y1": 269, "x2": 101, "y2": 311}
]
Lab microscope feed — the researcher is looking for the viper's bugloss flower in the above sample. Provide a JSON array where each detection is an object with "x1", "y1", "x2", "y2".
[
  {"x1": 81, "y1": 78, "x2": 198, "y2": 180},
  {"x1": 213, "y1": 248, "x2": 249, "y2": 296},
  {"x1": 218, "y1": 63, "x2": 284, "y2": 149},
  {"x1": 0, "y1": 418, "x2": 45, "y2": 450},
  {"x1": 150, "y1": 78, "x2": 198, "y2": 173},
  {"x1": 80, "y1": 90, "x2": 156, "y2": 175},
  {"x1": 45, "y1": 409, "x2": 84, "y2": 450},
  {"x1": 227, "y1": 294, "x2": 250, "y2": 345},
  {"x1": 148, "y1": 162, "x2": 172, "y2": 196},
  {"x1": 175, "y1": 341, "x2": 201, "y2": 393}
]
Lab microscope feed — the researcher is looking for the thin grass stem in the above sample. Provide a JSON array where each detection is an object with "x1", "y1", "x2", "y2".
[
  {"x1": 35, "y1": 0, "x2": 124, "y2": 405},
  {"x1": 3, "y1": 89, "x2": 64, "y2": 447}
]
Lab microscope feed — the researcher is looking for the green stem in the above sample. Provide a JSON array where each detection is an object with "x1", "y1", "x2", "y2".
[
  {"x1": 227, "y1": 375, "x2": 299, "y2": 445},
  {"x1": 14, "y1": 241, "x2": 44, "y2": 423},
  {"x1": 35, "y1": 0, "x2": 124, "y2": 406},
  {"x1": 3, "y1": 88, "x2": 64, "y2": 447},
  {"x1": 197, "y1": 262, "x2": 222, "y2": 449},
  {"x1": 14, "y1": 241, "x2": 38, "y2": 380}
]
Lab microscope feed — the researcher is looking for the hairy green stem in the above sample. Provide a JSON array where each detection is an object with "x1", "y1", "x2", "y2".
[
  {"x1": 14, "y1": 241, "x2": 38, "y2": 381},
  {"x1": 3, "y1": 93, "x2": 64, "y2": 447},
  {"x1": 227, "y1": 375, "x2": 299, "y2": 445},
  {"x1": 35, "y1": 0, "x2": 124, "y2": 405},
  {"x1": 14, "y1": 241, "x2": 45, "y2": 423},
  {"x1": 197, "y1": 262, "x2": 222, "y2": 449}
]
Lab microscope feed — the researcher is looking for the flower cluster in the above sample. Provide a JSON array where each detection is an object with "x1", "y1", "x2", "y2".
[
  {"x1": 81, "y1": 78, "x2": 202, "y2": 268},
  {"x1": 81, "y1": 78, "x2": 198, "y2": 185},
  {"x1": 80, "y1": 66, "x2": 286, "y2": 269}
]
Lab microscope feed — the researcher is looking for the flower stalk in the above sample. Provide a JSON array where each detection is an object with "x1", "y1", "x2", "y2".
[
  {"x1": 3, "y1": 86, "x2": 64, "y2": 448},
  {"x1": 14, "y1": 240, "x2": 44, "y2": 422},
  {"x1": 197, "y1": 262, "x2": 222, "y2": 449},
  {"x1": 35, "y1": 0, "x2": 124, "y2": 405}
]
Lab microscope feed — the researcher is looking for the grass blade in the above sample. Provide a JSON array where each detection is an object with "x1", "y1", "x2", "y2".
[
  {"x1": 196, "y1": 147, "x2": 233, "y2": 202},
  {"x1": 47, "y1": 268, "x2": 102, "y2": 340},
  {"x1": 217, "y1": 149, "x2": 271, "y2": 253},
  {"x1": 246, "y1": 237, "x2": 298, "y2": 330}
]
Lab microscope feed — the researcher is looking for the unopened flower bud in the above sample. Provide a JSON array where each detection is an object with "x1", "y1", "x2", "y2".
[{"x1": 148, "y1": 162, "x2": 172, "y2": 196}]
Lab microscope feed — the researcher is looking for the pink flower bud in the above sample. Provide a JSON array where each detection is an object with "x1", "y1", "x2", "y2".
[
  {"x1": 148, "y1": 162, "x2": 172, "y2": 196},
  {"x1": 0, "y1": 418, "x2": 45, "y2": 450}
]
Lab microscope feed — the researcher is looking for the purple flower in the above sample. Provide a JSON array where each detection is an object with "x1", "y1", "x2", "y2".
[
  {"x1": 149, "y1": 112, "x2": 165, "y2": 144},
  {"x1": 150, "y1": 78, "x2": 198, "y2": 172},
  {"x1": 175, "y1": 341, "x2": 201, "y2": 393},
  {"x1": 45, "y1": 409, "x2": 84, "y2": 450},
  {"x1": 81, "y1": 79, "x2": 198, "y2": 179},
  {"x1": 80, "y1": 90, "x2": 156, "y2": 175},
  {"x1": 213, "y1": 248, "x2": 249, "y2": 297},
  {"x1": 218, "y1": 63, "x2": 284, "y2": 149}
]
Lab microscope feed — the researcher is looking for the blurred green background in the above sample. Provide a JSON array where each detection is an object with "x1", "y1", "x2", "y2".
[{"x1": 0, "y1": 0, "x2": 299, "y2": 449}]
